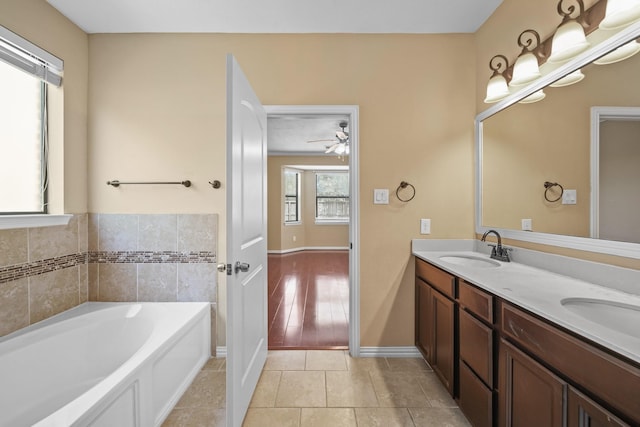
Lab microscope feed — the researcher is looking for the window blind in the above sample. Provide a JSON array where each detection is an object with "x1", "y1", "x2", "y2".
[{"x1": 0, "y1": 25, "x2": 63, "y2": 86}]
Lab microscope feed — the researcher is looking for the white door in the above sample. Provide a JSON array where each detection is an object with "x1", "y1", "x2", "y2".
[{"x1": 226, "y1": 54, "x2": 268, "y2": 427}]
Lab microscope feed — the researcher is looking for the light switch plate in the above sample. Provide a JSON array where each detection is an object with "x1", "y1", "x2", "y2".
[
  {"x1": 420, "y1": 219, "x2": 431, "y2": 234},
  {"x1": 373, "y1": 189, "x2": 389, "y2": 204},
  {"x1": 562, "y1": 189, "x2": 577, "y2": 205},
  {"x1": 521, "y1": 218, "x2": 532, "y2": 231}
]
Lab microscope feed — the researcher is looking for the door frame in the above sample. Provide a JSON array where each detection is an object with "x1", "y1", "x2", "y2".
[{"x1": 265, "y1": 104, "x2": 360, "y2": 356}]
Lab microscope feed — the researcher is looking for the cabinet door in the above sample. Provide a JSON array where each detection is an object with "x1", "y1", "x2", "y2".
[
  {"x1": 499, "y1": 339, "x2": 566, "y2": 427},
  {"x1": 459, "y1": 360, "x2": 494, "y2": 427},
  {"x1": 568, "y1": 387, "x2": 629, "y2": 427},
  {"x1": 415, "y1": 278, "x2": 432, "y2": 361},
  {"x1": 431, "y1": 289, "x2": 455, "y2": 396}
]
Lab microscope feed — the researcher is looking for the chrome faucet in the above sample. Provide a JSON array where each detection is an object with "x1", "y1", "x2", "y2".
[{"x1": 481, "y1": 229, "x2": 511, "y2": 262}]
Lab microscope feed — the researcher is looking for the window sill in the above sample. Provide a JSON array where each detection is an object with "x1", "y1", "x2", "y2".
[
  {"x1": 284, "y1": 221, "x2": 302, "y2": 226},
  {"x1": 315, "y1": 219, "x2": 349, "y2": 225},
  {"x1": 0, "y1": 214, "x2": 73, "y2": 230}
]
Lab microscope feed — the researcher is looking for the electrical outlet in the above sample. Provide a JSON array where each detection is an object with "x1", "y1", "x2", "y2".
[
  {"x1": 420, "y1": 219, "x2": 431, "y2": 235},
  {"x1": 521, "y1": 219, "x2": 532, "y2": 231}
]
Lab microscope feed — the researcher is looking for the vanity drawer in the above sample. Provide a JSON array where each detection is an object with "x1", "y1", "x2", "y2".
[
  {"x1": 460, "y1": 308, "x2": 494, "y2": 388},
  {"x1": 459, "y1": 361, "x2": 494, "y2": 427},
  {"x1": 459, "y1": 280, "x2": 494, "y2": 324},
  {"x1": 500, "y1": 302, "x2": 640, "y2": 423},
  {"x1": 415, "y1": 258, "x2": 456, "y2": 298}
]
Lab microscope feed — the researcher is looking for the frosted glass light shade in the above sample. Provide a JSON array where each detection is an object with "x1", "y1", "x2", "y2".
[
  {"x1": 510, "y1": 52, "x2": 541, "y2": 86},
  {"x1": 550, "y1": 69, "x2": 585, "y2": 87},
  {"x1": 594, "y1": 40, "x2": 640, "y2": 64},
  {"x1": 548, "y1": 20, "x2": 590, "y2": 63},
  {"x1": 519, "y1": 90, "x2": 546, "y2": 104},
  {"x1": 484, "y1": 74, "x2": 510, "y2": 103},
  {"x1": 600, "y1": 0, "x2": 640, "y2": 30}
]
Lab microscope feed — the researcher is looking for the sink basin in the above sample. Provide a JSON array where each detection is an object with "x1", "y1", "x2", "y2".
[
  {"x1": 561, "y1": 298, "x2": 640, "y2": 339},
  {"x1": 438, "y1": 255, "x2": 501, "y2": 268}
]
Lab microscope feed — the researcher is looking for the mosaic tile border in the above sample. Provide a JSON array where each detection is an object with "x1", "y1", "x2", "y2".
[{"x1": 0, "y1": 251, "x2": 216, "y2": 284}]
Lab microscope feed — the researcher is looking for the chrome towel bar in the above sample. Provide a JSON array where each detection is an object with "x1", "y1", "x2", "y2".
[{"x1": 107, "y1": 180, "x2": 191, "y2": 188}]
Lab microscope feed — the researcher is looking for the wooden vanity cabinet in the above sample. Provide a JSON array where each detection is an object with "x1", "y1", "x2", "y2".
[
  {"x1": 568, "y1": 387, "x2": 628, "y2": 427},
  {"x1": 458, "y1": 280, "x2": 495, "y2": 427},
  {"x1": 415, "y1": 258, "x2": 456, "y2": 396}
]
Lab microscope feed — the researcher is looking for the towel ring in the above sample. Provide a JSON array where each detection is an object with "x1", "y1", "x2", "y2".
[
  {"x1": 396, "y1": 181, "x2": 416, "y2": 202},
  {"x1": 544, "y1": 181, "x2": 563, "y2": 202}
]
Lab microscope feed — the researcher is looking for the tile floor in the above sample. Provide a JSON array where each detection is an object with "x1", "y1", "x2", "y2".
[{"x1": 163, "y1": 350, "x2": 471, "y2": 427}]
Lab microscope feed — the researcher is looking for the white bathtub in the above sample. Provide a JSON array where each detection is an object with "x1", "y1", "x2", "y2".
[{"x1": 0, "y1": 302, "x2": 211, "y2": 427}]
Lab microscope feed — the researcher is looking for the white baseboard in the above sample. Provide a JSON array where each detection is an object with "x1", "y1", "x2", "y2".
[
  {"x1": 268, "y1": 246, "x2": 349, "y2": 254},
  {"x1": 358, "y1": 346, "x2": 423, "y2": 358},
  {"x1": 216, "y1": 346, "x2": 421, "y2": 359}
]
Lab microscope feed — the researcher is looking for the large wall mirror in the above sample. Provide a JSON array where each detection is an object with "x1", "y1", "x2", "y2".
[{"x1": 476, "y1": 21, "x2": 640, "y2": 259}]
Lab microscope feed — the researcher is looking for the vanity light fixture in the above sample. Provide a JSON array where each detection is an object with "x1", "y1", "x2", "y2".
[
  {"x1": 510, "y1": 30, "x2": 544, "y2": 86},
  {"x1": 484, "y1": 54, "x2": 511, "y2": 103},
  {"x1": 550, "y1": 69, "x2": 585, "y2": 87},
  {"x1": 548, "y1": 0, "x2": 591, "y2": 63},
  {"x1": 593, "y1": 39, "x2": 640, "y2": 64},
  {"x1": 518, "y1": 89, "x2": 546, "y2": 104},
  {"x1": 599, "y1": 0, "x2": 640, "y2": 30}
]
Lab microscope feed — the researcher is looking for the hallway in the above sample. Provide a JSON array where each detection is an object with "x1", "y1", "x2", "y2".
[{"x1": 268, "y1": 251, "x2": 349, "y2": 349}]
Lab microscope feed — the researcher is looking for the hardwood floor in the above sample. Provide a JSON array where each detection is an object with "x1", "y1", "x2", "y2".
[{"x1": 268, "y1": 250, "x2": 349, "y2": 350}]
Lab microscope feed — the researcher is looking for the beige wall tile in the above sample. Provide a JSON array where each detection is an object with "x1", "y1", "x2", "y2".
[
  {"x1": 77, "y1": 213, "x2": 88, "y2": 253},
  {"x1": 99, "y1": 214, "x2": 138, "y2": 251},
  {"x1": 177, "y1": 263, "x2": 216, "y2": 302},
  {"x1": 29, "y1": 267, "x2": 80, "y2": 324},
  {"x1": 138, "y1": 214, "x2": 177, "y2": 251},
  {"x1": 244, "y1": 408, "x2": 300, "y2": 427},
  {"x1": 275, "y1": 371, "x2": 326, "y2": 407},
  {"x1": 28, "y1": 215, "x2": 79, "y2": 261},
  {"x1": 178, "y1": 214, "x2": 217, "y2": 252},
  {"x1": 0, "y1": 228, "x2": 28, "y2": 267},
  {"x1": 0, "y1": 278, "x2": 29, "y2": 337},
  {"x1": 88, "y1": 263, "x2": 98, "y2": 301},
  {"x1": 79, "y1": 264, "x2": 88, "y2": 303},
  {"x1": 88, "y1": 213, "x2": 99, "y2": 251},
  {"x1": 98, "y1": 263, "x2": 137, "y2": 301},
  {"x1": 138, "y1": 264, "x2": 177, "y2": 302},
  {"x1": 301, "y1": 408, "x2": 357, "y2": 427}
]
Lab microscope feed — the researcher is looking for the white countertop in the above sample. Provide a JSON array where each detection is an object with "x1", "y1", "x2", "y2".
[{"x1": 413, "y1": 247, "x2": 640, "y2": 365}]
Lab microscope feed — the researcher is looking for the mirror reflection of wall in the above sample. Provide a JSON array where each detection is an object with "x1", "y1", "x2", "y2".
[
  {"x1": 598, "y1": 119, "x2": 640, "y2": 243},
  {"x1": 481, "y1": 35, "x2": 640, "y2": 242}
]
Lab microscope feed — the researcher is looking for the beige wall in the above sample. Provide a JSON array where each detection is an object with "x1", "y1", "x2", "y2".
[
  {"x1": 0, "y1": 0, "x2": 88, "y2": 214},
  {"x1": 88, "y1": 34, "x2": 476, "y2": 347},
  {"x1": 268, "y1": 156, "x2": 349, "y2": 252}
]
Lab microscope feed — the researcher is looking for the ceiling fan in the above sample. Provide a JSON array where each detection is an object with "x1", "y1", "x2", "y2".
[{"x1": 307, "y1": 121, "x2": 349, "y2": 154}]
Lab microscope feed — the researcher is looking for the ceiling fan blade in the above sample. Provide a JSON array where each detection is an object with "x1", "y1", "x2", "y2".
[
  {"x1": 336, "y1": 131, "x2": 348, "y2": 140},
  {"x1": 307, "y1": 139, "x2": 336, "y2": 143},
  {"x1": 325, "y1": 143, "x2": 339, "y2": 153}
]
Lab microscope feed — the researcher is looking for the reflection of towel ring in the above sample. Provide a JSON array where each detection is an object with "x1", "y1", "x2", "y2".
[
  {"x1": 396, "y1": 181, "x2": 416, "y2": 202},
  {"x1": 544, "y1": 181, "x2": 563, "y2": 202}
]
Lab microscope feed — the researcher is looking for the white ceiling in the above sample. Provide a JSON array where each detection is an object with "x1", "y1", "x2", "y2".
[
  {"x1": 46, "y1": 0, "x2": 503, "y2": 34},
  {"x1": 268, "y1": 115, "x2": 349, "y2": 156}
]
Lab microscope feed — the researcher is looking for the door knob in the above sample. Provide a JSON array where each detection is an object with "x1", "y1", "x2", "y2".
[
  {"x1": 217, "y1": 263, "x2": 227, "y2": 273},
  {"x1": 235, "y1": 261, "x2": 250, "y2": 273}
]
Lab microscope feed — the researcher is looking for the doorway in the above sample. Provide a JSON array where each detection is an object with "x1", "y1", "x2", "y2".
[{"x1": 265, "y1": 105, "x2": 360, "y2": 355}]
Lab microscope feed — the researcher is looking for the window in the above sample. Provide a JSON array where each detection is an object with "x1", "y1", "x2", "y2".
[
  {"x1": 0, "y1": 60, "x2": 46, "y2": 213},
  {"x1": 1, "y1": 25, "x2": 62, "y2": 215},
  {"x1": 316, "y1": 172, "x2": 349, "y2": 222},
  {"x1": 284, "y1": 169, "x2": 301, "y2": 223}
]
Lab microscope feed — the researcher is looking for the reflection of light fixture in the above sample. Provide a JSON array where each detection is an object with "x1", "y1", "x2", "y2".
[
  {"x1": 550, "y1": 69, "x2": 585, "y2": 87},
  {"x1": 484, "y1": 55, "x2": 510, "y2": 103},
  {"x1": 548, "y1": 0, "x2": 590, "y2": 63},
  {"x1": 510, "y1": 30, "x2": 543, "y2": 86},
  {"x1": 600, "y1": 0, "x2": 640, "y2": 30},
  {"x1": 594, "y1": 40, "x2": 640, "y2": 64},
  {"x1": 519, "y1": 90, "x2": 546, "y2": 104}
]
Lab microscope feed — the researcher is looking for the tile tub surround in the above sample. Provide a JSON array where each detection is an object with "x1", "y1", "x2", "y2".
[
  {"x1": 0, "y1": 213, "x2": 218, "y2": 338},
  {"x1": 0, "y1": 214, "x2": 88, "y2": 337},
  {"x1": 87, "y1": 214, "x2": 218, "y2": 303}
]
